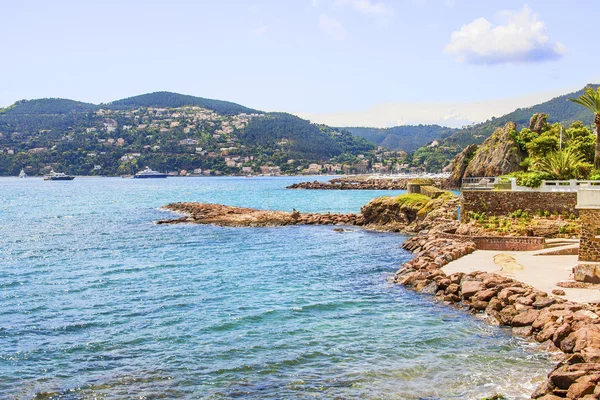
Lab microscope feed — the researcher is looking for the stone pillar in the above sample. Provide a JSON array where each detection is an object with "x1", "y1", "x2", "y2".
[{"x1": 574, "y1": 190, "x2": 600, "y2": 283}]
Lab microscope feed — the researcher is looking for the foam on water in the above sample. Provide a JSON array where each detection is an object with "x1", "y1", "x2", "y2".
[{"x1": 0, "y1": 177, "x2": 553, "y2": 399}]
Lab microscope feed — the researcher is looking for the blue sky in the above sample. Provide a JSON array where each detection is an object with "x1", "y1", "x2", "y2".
[{"x1": 0, "y1": 0, "x2": 597, "y2": 127}]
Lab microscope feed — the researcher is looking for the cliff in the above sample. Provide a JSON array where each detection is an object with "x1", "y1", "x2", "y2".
[
  {"x1": 443, "y1": 144, "x2": 477, "y2": 189},
  {"x1": 463, "y1": 122, "x2": 525, "y2": 178}
]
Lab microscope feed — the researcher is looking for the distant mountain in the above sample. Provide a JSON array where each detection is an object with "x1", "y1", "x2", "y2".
[
  {"x1": 344, "y1": 125, "x2": 459, "y2": 152},
  {"x1": 409, "y1": 84, "x2": 599, "y2": 172},
  {"x1": 0, "y1": 92, "x2": 260, "y2": 116},
  {"x1": 108, "y1": 91, "x2": 261, "y2": 115},
  {"x1": 1, "y1": 98, "x2": 98, "y2": 114}
]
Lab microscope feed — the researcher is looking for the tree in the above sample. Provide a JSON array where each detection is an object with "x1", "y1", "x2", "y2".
[
  {"x1": 532, "y1": 148, "x2": 588, "y2": 180},
  {"x1": 568, "y1": 86, "x2": 600, "y2": 168}
]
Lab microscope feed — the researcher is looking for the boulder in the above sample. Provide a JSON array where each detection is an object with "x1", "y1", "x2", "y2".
[
  {"x1": 512, "y1": 309, "x2": 540, "y2": 327},
  {"x1": 461, "y1": 280, "x2": 484, "y2": 299}
]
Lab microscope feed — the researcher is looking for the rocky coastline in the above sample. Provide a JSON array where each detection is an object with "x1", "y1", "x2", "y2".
[
  {"x1": 158, "y1": 202, "x2": 364, "y2": 227},
  {"x1": 286, "y1": 176, "x2": 445, "y2": 190},
  {"x1": 396, "y1": 232, "x2": 600, "y2": 399}
]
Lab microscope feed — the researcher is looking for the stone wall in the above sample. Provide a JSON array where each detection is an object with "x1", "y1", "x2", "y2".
[
  {"x1": 461, "y1": 191, "x2": 577, "y2": 222},
  {"x1": 436, "y1": 232, "x2": 545, "y2": 251},
  {"x1": 578, "y1": 208, "x2": 600, "y2": 262}
]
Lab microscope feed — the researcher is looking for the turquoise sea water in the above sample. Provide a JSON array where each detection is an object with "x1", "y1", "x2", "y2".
[{"x1": 0, "y1": 177, "x2": 553, "y2": 399}]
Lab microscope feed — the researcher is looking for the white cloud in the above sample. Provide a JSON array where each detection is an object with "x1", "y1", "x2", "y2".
[
  {"x1": 444, "y1": 5, "x2": 567, "y2": 64},
  {"x1": 251, "y1": 25, "x2": 268, "y2": 37},
  {"x1": 319, "y1": 14, "x2": 347, "y2": 39},
  {"x1": 311, "y1": 0, "x2": 320, "y2": 7},
  {"x1": 334, "y1": 0, "x2": 393, "y2": 16}
]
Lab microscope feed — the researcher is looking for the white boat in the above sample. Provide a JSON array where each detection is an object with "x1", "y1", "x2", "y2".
[
  {"x1": 18, "y1": 169, "x2": 27, "y2": 178},
  {"x1": 44, "y1": 170, "x2": 75, "y2": 181},
  {"x1": 133, "y1": 166, "x2": 168, "y2": 179}
]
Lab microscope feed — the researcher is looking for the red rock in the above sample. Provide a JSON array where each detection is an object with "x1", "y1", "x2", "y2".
[
  {"x1": 445, "y1": 283, "x2": 460, "y2": 295},
  {"x1": 535, "y1": 297, "x2": 557, "y2": 309},
  {"x1": 553, "y1": 323, "x2": 573, "y2": 347},
  {"x1": 472, "y1": 288, "x2": 498, "y2": 302},
  {"x1": 498, "y1": 305, "x2": 518, "y2": 325},
  {"x1": 582, "y1": 349, "x2": 600, "y2": 363},
  {"x1": 470, "y1": 300, "x2": 489, "y2": 311},
  {"x1": 486, "y1": 297, "x2": 503, "y2": 312},
  {"x1": 513, "y1": 326, "x2": 533, "y2": 337},
  {"x1": 550, "y1": 369, "x2": 588, "y2": 389},
  {"x1": 512, "y1": 309, "x2": 541, "y2": 327},
  {"x1": 461, "y1": 280, "x2": 484, "y2": 299},
  {"x1": 537, "y1": 323, "x2": 560, "y2": 343}
]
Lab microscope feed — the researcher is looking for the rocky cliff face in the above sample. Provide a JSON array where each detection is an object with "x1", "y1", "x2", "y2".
[
  {"x1": 443, "y1": 144, "x2": 478, "y2": 189},
  {"x1": 463, "y1": 121, "x2": 524, "y2": 178}
]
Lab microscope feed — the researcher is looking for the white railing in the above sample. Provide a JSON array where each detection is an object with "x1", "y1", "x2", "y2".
[
  {"x1": 461, "y1": 177, "x2": 600, "y2": 192},
  {"x1": 461, "y1": 177, "x2": 498, "y2": 190},
  {"x1": 511, "y1": 179, "x2": 600, "y2": 192}
]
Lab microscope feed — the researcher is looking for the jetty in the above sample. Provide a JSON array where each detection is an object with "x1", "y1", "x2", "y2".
[
  {"x1": 158, "y1": 203, "x2": 363, "y2": 227},
  {"x1": 286, "y1": 176, "x2": 445, "y2": 190}
]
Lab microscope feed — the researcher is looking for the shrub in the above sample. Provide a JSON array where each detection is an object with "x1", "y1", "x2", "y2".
[
  {"x1": 395, "y1": 194, "x2": 431, "y2": 211},
  {"x1": 501, "y1": 171, "x2": 553, "y2": 188}
]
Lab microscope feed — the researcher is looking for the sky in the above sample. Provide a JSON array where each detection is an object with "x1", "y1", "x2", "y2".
[{"x1": 0, "y1": 0, "x2": 598, "y2": 128}]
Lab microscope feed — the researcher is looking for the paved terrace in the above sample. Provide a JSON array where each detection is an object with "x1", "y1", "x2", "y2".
[{"x1": 442, "y1": 241, "x2": 600, "y2": 304}]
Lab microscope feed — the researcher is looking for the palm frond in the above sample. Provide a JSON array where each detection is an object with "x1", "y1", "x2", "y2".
[{"x1": 568, "y1": 87, "x2": 600, "y2": 115}]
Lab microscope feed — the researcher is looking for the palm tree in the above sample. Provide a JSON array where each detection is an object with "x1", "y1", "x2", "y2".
[
  {"x1": 532, "y1": 147, "x2": 587, "y2": 180},
  {"x1": 568, "y1": 86, "x2": 600, "y2": 168}
]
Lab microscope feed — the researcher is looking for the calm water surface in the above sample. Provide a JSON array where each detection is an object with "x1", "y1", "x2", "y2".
[{"x1": 0, "y1": 177, "x2": 553, "y2": 399}]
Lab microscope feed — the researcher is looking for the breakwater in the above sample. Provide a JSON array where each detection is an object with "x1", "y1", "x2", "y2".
[
  {"x1": 395, "y1": 232, "x2": 600, "y2": 399},
  {"x1": 286, "y1": 176, "x2": 445, "y2": 190},
  {"x1": 159, "y1": 202, "x2": 364, "y2": 227}
]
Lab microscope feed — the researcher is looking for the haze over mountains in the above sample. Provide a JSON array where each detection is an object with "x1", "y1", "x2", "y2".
[{"x1": 0, "y1": 86, "x2": 596, "y2": 176}]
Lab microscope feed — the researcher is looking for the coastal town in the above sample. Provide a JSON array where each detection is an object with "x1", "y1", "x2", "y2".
[{"x1": 0, "y1": 99, "x2": 410, "y2": 177}]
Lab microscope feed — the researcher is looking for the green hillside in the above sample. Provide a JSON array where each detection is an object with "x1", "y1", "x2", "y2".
[
  {"x1": 409, "y1": 84, "x2": 599, "y2": 172},
  {"x1": 344, "y1": 125, "x2": 459, "y2": 152},
  {"x1": 0, "y1": 93, "x2": 381, "y2": 176},
  {"x1": 1, "y1": 98, "x2": 98, "y2": 114},
  {"x1": 108, "y1": 91, "x2": 260, "y2": 115}
]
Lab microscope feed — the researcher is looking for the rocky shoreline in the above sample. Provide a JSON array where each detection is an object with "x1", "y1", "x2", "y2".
[
  {"x1": 396, "y1": 232, "x2": 600, "y2": 399},
  {"x1": 286, "y1": 176, "x2": 445, "y2": 190},
  {"x1": 158, "y1": 202, "x2": 364, "y2": 227}
]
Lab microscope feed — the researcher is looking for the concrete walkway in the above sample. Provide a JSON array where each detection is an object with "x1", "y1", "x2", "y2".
[{"x1": 442, "y1": 247, "x2": 600, "y2": 303}]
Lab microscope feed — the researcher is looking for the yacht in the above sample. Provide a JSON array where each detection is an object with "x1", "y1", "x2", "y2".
[
  {"x1": 18, "y1": 169, "x2": 27, "y2": 178},
  {"x1": 44, "y1": 170, "x2": 75, "y2": 181},
  {"x1": 133, "y1": 166, "x2": 168, "y2": 179}
]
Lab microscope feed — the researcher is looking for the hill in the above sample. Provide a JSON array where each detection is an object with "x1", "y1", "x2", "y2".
[
  {"x1": 107, "y1": 91, "x2": 260, "y2": 115},
  {"x1": 0, "y1": 93, "x2": 383, "y2": 176},
  {"x1": 344, "y1": 125, "x2": 459, "y2": 152},
  {"x1": 409, "y1": 85, "x2": 599, "y2": 172},
  {"x1": 1, "y1": 98, "x2": 98, "y2": 114}
]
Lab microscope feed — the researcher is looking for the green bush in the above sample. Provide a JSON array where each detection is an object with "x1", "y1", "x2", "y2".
[
  {"x1": 509, "y1": 209, "x2": 530, "y2": 219},
  {"x1": 499, "y1": 171, "x2": 553, "y2": 188}
]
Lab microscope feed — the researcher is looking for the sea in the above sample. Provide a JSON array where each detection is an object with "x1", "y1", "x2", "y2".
[{"x1": 0, "y1": 176, "x2": 554, "y2": 399}]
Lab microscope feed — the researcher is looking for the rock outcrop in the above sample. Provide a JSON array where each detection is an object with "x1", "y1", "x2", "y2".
[
  {"x1": 158, "y1": 203, "x2": 363, "y2": 227},
  {"x1": 360, "y1": 192, "x2": 460, "y2": 233},
  {"x1": 443, "y1": 144, "x2": 478, "y2": 189},
  {"x1": 463, "y1": 121, "x2": 525, "y2": 178},
  {"x1": 530, "y1": 113, "x2": 549, "y2": 133}
]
